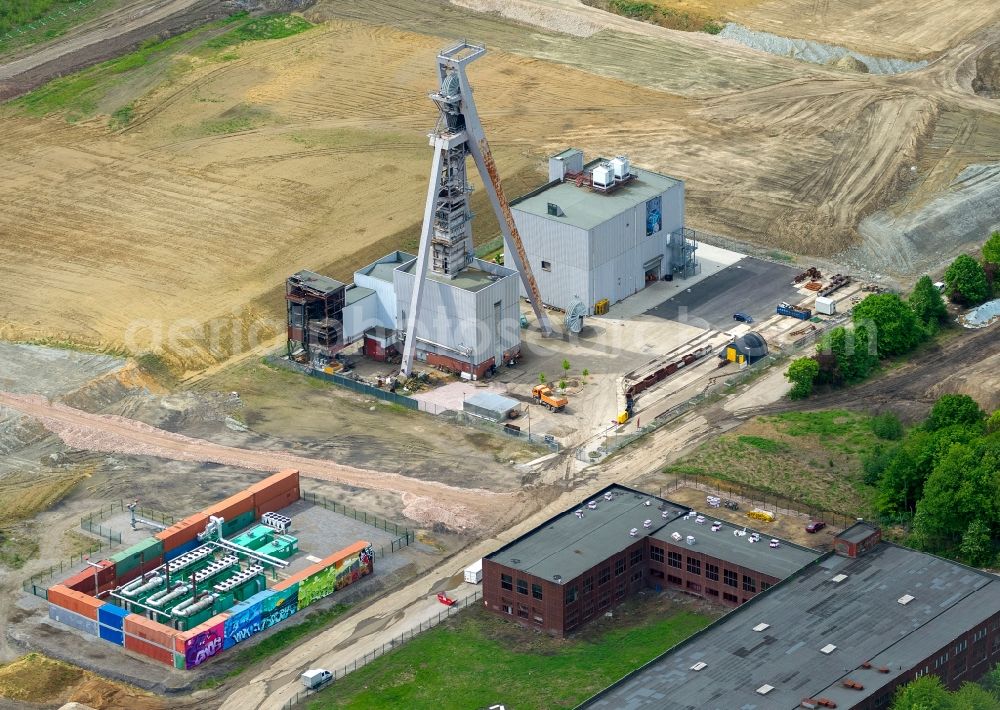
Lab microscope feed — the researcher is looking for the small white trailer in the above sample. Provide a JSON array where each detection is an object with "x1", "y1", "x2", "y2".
[
  {"x1": 815, "y1": 296, "x2": 836, "y2": 315},
  {"x1": 464, "y1": 559, "x2": 483, "y2": 584}
]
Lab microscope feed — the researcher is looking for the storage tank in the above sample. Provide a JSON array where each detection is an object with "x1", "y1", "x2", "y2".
[
  {"x1": 592, "y1": 164, "x2": 613, "y2": 189},
  {"x1": 610, "y1": 156, "x2": 630, "y2": 180}
]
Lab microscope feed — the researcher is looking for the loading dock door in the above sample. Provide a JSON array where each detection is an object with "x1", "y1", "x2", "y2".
[{"x1": 643, "y1": 256, "x2": 663, "y2": 286}]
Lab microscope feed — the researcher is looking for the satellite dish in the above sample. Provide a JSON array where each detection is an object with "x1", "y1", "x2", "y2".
[{"x1": 565, "y1": 298, "x2": 586, "y2": 334}]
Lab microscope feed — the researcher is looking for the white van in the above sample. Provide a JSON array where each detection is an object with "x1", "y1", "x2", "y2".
[{"x1": 301, "y1": 669, "x2": 332, "y2": 689}]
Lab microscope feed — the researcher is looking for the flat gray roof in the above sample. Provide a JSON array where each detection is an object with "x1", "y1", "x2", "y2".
[
  {"x1": 359, "y1": 251, "x2": 416, "y2": 284},
  {"x1": 290, "y1": 270, "x2": 345, "y2": 293},
  {"x1": 400, "y1": 260, "x2": 515, "y2": 293},
  {"x1": 487, "y1": 485, "x2": 687, "y2": 585},
  {"x1": 652, "y1": 515, "x2": 821, "y2": 580},
  {"x1": 464, "y1": 391, "x2": 519, "y2": 414},
  {"x1": 511, "y1": 161, "x2": 681, "y2": 231},
  {"x1": 838, "y1": 520, "x2": 879, "y2": 544},
  {"x1": 345, "y1": 285, "x2": 375, "y2": 305},
  {"x1": 583, "y1": 543, "x2": 1000, "y2": 710}
]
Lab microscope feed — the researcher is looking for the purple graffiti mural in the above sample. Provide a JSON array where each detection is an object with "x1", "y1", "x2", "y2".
[{"x1": 185, "y1": 618, "x2": 225, "y2": 668}]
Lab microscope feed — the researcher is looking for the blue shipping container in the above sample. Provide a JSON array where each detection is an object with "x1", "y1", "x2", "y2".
[
  {"x1": 164, "y1": 538, "x2": 198, "y2": 562},
  {"x1": 48, "y1": 604, "x2": 98, "y2": 636},
  {"x1": 99, "y1": 624, "x2": 125, "y2": 645},
  {"x1": 98, "y1": 603, "x2": 130, "y2": 630}
]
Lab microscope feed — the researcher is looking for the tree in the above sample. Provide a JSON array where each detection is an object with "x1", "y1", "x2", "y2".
[
  {"x1": 852, "y1": 293, "x2": 925, "y2": 358},
  {"x1": 959, "y1": 519, "x2": 993, "y2": 567},
  {"x1": 538, "y1": 372, "x2": 546, "y2": 384},
  {"x1": 562, "y1": 359, "x2": 571, "y2": 377},
  {"x1": 944, "y1": 254, "x2": 990, "y2": 305},
  {"x1": 909, "y1": 275, "x2": 949, "y2": 331},
  {"x1": 983, "y1": 230, "x2": 1000, "y2": 266},
  {"x1": 816, "y1": 325, "x2": 877, "y2": 384},
  {"x1": 785, "y1": 357, "x2": 819, "y2": 399},
  {"x1": 925, "y1": 394, "x2": 985, "y2": 433},
  {"x1": 582, "y1": 368, "x2": 590, "y2": 379},
  {"x1": 891, "y1": 674, "x2": 951, "y2": 710},
  {"x1": 987, "y1": 411, "x2": 1000, "y2": 435}
]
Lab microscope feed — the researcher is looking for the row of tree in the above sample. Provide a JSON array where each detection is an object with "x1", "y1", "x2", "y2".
[
  {"x1": 865, "y1": 395, "x2": 1000, "y2": 565},
  {"x1": 892, "y1": 673, "x2": 1000, "y2": 709},
  {"x1": 944, "y1": 230, "x2": 1000, "y2": 306}
]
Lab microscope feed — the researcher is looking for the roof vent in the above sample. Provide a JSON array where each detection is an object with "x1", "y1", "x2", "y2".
[
  {"x1": 820, "y1": 644, "x2": 837, "y2": 654},
  {"x1": 629, "y1": 528, "x2": 639, "y2": 537},
  {"x1": 547, "y1": 202, "x2": 565, "y2": 217},
  {"x1": 575, "y1": 510, "x2": 585, "y2": 519},
  {"x1": 587, "y1": 501, "x2": 598, "y2": 510},
  {"x1": 831, "y1": 574, "x2": 848, "y2": 583},
  {"x1": 511, "y1": 558, "x2": 520, "y2": 564},
  {"x1": 757, "y1": 684, "x2": 775, "y2": 695},
  {"x1": 643, "y1": 519, "x2": 652, "y2": 528},
  {"x1": 644, "y1": 500, "x2": 652, "y2": 506},
  {"x1": 690, "y1": 662, "x2": 707, "y2": 671},
  {"x1": 553, "y1": 574, "x2": 562, "y2": 582},
  {"x1": 603, "y1": 492, "x2": 614, "y2": 501},
  {"x1": 671, "y1": 532, "x2": 683, "y2": 542},
  {"x1": 753, "y1": 623, "x2": 770, "y2": 632},
  {"x1": 898, "y1": 594, "x2": 915, "y2": 605}
]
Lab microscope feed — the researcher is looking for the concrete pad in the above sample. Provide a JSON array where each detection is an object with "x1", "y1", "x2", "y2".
[{"x1": 411, "y1": 381, "x2": 510, "y2": 413}]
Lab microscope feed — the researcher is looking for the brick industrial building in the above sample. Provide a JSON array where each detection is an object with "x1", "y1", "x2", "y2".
[
  {"x1": 482, "y1": 484, "x2": 819, "y2": 636},
  {"x1": 482, "y1": 484, "x2": 1000, "y2": 709}
]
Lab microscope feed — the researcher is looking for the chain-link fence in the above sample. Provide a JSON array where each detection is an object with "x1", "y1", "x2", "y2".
[
  {"x1": 21, "y1": 536, "x2": 121, "y2": 599},
  {"x1": 454, "y1": 410, "x2": 559, "y2": 451},
  {"x1": 301, "y1": 491, "x2": 413, "y2": 558},
  {"x1": 80, "y1": 500, "x2": 174, "y2": 541},
  {"x1": 281, "y1": 591, "x2": 483, "y2": 708},
  {"x1": 267, "y1": 355, "x2": 418, "y2": 409}
]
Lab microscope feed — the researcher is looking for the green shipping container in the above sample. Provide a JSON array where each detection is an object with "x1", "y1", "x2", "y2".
[
  {"x1": 110, "y1": 537, "x2": 165, "y2": 575},
  {"x1": 221, "y1": 510, "x2": 255, "y2": 537}
]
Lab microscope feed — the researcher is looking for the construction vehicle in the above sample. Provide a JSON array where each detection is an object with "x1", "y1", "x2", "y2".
[
  {"x1": 532, "y1": 384, "x2": 568, "y2": 412},
  {"x1": 776, "y1": 301, "x2": 812, "y2": 320}
]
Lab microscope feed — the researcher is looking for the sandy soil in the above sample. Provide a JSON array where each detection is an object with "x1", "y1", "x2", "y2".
[{"x1": 0, "y1": 391, "x2": 518, "y2": 531}]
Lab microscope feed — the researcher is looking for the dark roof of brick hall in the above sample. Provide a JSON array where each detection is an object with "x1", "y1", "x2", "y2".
[{"x1": 581, "y1": 543, "x2": 1000, "y2": 710}]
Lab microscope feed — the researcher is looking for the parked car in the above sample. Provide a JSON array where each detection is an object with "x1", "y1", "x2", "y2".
[
  {"x1": 733, "y1": 312, "x2": 753, "y2": 323},
  {"x1": 805, "y1": 521, "x2": 827, "y2": 533}
]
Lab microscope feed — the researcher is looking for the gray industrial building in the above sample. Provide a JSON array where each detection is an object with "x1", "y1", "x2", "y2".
[
  {"x1": 582, "y1": 521, "x2": 1000, "y2": 710},
  {"x1": 509, "y1": 149, "x2": 697, "y2": 315}
]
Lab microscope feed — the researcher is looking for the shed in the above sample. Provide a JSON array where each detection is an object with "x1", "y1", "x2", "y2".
[
  {"x1": 721, "y1": 331, "x2": 769, "y2": 364},
  {"x1": 463, "y1": 392, "x2": 520, "y2": 422}
]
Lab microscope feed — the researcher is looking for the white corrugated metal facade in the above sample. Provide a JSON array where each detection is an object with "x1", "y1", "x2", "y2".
[
  {"x1": 394, "y1": 259, "x2": 521, "y2": 367},
  {"x1": 510, "y1": 153, "x2": 685, "y2": 314}
]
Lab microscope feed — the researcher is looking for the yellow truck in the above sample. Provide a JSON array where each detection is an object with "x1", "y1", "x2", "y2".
[{"x1": 531, "y1": 385, "x2": 568, "y2": 412}]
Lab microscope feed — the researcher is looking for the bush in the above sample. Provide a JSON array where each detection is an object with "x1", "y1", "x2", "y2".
[
  {"x1": 871, "y1": 412, "x2": 903, "y2": 440},
  {"x1": 785, "y1": 357, "x2": 819, "y2": 400}
]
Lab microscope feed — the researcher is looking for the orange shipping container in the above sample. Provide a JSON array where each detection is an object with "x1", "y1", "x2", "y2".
[
  {"x1": 248, "y1": 469, "x2": 299, "y2": 496},
  {"x1": 202, "y1": 490, "x2": 255, "y2": 521},
  {"x1": 47, "y1": 584, "x2": 103, "y2": 620},
  {"x1": 156, "y1": 512, "x2": 210, "y2": 552},
  {"x1": 254, "y1": 488, "x2": 298, "y2": 516},
  {"x1": 320, "y1": 540, "x2": 371, "y2": 567},
  {"x1": 124, "y1": 633, "x2": 174, "y2": 666},
  {"x1": 174, "y1": 613, "x2": 229, "y2": 653},
  {"x1": 272, "y1": 562, "x2": 327, "y2": 591},
  {"x1": 123, "y1": 613, "x2": 177, "y2": 649}
]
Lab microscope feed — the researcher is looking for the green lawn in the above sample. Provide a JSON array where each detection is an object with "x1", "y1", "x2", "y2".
[
  {"x1": 307, "y1": 603, "x2": 714, "y2": 709},
  {"x1": 665, "y1": 409, "x2": 882, "y2": 514}
]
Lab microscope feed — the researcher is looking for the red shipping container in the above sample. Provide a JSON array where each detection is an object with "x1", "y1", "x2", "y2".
[
  {"x1": 254, "y1": 488, "x2": 299, "y2": 516},
  {"x1": 124, "y1": 633, "x2": 174, "y2": 666},
  {"x1": 63, "y1": 568, "x2": 98, "y2": 595},
  {"x1": 47, "y1": 585, "x2": 103, "y2": 620},
  {"x1": 95, "y1": 560, "x2": 117, "y2": 587},
  {"x1": 202, "y1": 489, "x2": 255, "y2": 521},
  {"x1": 124, "y1": 613, "x2": 177, "y2": 649},
  {"x1": 156, "y1": 512, "x2": 209, "y2": 552}
]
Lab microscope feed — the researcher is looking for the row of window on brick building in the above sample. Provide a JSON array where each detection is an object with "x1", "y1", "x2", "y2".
[{"x1": 650, "y1": 544, "x2": 773, "y2": 595}]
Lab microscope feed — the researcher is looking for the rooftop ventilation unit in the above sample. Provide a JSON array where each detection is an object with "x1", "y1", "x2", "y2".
[
  {"x1": 753, "y1": 623, "x2": 770, "y2": 632},
  {"x1": 587, "y1": 501, "x2": 597, "y2": 510},
  {"x1": 769, "y1": 539, "x2": 781, "y2": 548},
  {"x1": 671, "y1": 532, "x2": 683, "y2": 542},
  {"x1": 604, "y1": 492, "x2": 614, "y2": 501},
  {"x1": 575, "y1": 510, "x2": 584, "y2": 519},
  {"x1": 643, "y1": 519, "x2": 652, "y2": 528},
  {"x1": 546, "y1": 202, "x2": 565, "y2": 217},
  {"x1": 690, "y1": 662, "x2": 707, "y2": 671},
  {"x1": 695, "y1": 515, "x2": 705, "y2": 525},
  {"x1": 898, "y1": 594, "x2": 915, "y2": 605},
  {"x1": 711, "y1": 522, "x2": 722, "y2": 532},
  {"x1": 644, "y1": 500, "x2": 652, "y2": 506},
  {"x1": 831, "y1": 574, "x2": 848, "y2": 583},
  {"x1": 757, "y1": 684, "x2": 775, "y2": 695},
  {"x1": 686, "y1": 535, "x2": 696, "y2": 545},
  {"x1": 629, "y1": 528, "x2": 639, "y2": 537},
  {"x1": 820, "y1": 644, "x2": 837, "y2": 654},
  {"x1": 662, "y1": 510, "x2": 670, "y2": 518}
]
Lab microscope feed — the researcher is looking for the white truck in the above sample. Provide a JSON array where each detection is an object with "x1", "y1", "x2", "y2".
[
  {"x1": 301, "y1": 669, "x2": 332, "y2": 689},
  {"x1": 464, "y1": 559, "x2": 483, "y2": 584}
]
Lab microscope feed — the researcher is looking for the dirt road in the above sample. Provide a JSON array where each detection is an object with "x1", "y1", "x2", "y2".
[{"x1": 0, "y1": 392, "x2": 515, "y2": 531}]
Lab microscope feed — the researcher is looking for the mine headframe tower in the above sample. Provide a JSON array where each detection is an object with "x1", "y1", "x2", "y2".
[{"x1": 400, "y1": 41, "x2": 552, "y2": 377}]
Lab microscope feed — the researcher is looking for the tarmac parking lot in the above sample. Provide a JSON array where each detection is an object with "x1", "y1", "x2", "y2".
[{"x1": 646, "y1": 258, "x2": 803, "y2": 330}]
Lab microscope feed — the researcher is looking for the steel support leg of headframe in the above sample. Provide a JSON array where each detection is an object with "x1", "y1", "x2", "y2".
[{"x1": 400, "y1": 140, "x2": 447, "y2": 377}]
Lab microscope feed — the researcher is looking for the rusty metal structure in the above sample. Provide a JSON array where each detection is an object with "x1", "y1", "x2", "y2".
[
  {"x1": 622, "y1": 344, "x2": 714, "y2": 400},
  {"x1": 285, "y1": 270, "x2": 346, "y2": 365}
]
